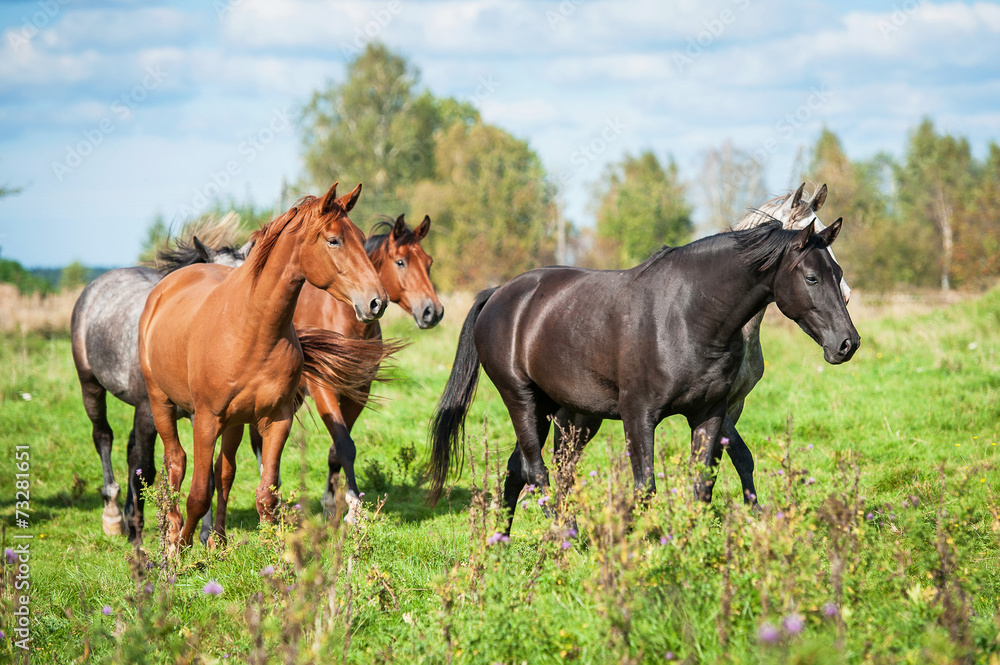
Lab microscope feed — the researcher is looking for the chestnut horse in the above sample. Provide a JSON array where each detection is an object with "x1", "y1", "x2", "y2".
[
  {"x1": 248, "y1": 214, "x2": 443, "y2": 522},
  {"x1": 139, "y1": 183, "x2": 389, "y2": 552},
  {"x1": 430, "y1": 220, "x2": 859, "y2": 534}
]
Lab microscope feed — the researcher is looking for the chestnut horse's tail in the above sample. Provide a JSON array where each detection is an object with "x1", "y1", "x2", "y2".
[
  {"x1": 428, "y1": 286, "x2": 498, "y2": 505},
  {"x1": 296, "y1": 326, "x2": 404, "y2": 407}
]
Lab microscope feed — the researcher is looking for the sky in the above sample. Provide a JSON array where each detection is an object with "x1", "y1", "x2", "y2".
[{"x1": 1, "y1": 0, "x2": 999, "y2": 268}]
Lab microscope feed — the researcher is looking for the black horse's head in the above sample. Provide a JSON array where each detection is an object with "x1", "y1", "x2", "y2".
[{"x1": 773, "y1": 218, "x2": 860, "y2": 365}]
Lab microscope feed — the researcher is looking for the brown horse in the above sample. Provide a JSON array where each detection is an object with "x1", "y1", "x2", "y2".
[
  {"x1": 138, "y1": 183, "x2": 389, "y2": 553},
  {"x1": 254, "y1": 214, "x2": 443, "y2": 522}
]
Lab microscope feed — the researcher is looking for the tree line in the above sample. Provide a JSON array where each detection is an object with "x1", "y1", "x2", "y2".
[{"x1": 5, "y1": 42, "x2": 996, "y2": 296}]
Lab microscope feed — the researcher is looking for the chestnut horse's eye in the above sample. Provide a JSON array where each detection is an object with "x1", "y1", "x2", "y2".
[
  {"x1": 396, "y1": 259, "x2": 406, "y2": 268},
  {"x1": 327, "y1": 237, "x2": 341, "y2": 248}
]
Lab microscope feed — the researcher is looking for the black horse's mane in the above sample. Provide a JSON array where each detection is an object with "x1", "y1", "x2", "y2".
[
  {"x1": 638, "y1": 220, "x2": 813, "y2": 276},
  {"x1": 155, "y1": 239, "x2": 246, "y2": 274}
]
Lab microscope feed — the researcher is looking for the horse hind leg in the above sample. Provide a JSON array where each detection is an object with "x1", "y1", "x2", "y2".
[
  {"x1": 499, "y1": 388, "x2": 556, "y2": 532},
  {"x1": 78, "y1": 374, "x2": 125, "y2": 536},
  {"x1": 124, "y1": 399, "x2": 158, "y2": 543}
]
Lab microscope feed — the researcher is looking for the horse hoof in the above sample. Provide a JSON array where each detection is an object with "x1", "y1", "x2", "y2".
[
  {"x1": 320, "y1": 492, "x2": 337, "y2": 521},
  {"x1": 199, "y1": 529, "x2": 211, "y2": 547},
  {"x1": 102, "y1": 513, "x2": 126, "y2": 536}
]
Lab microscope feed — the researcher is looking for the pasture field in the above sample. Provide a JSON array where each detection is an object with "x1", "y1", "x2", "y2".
[{"x1": 1, "y1": 289, "x2": 999, "y2": 664}]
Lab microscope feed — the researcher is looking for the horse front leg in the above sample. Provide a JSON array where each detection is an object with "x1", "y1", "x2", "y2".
[
  {"x1": 687, "y1": 402, "x2": 728, "y2": 503},
  {"x1": 146, "y1": 386, "x2": 185, "y2": 556},
  {"x1": 255, "y1": 416, "x2": 293, "y2": 522},
  {"x1": 722, "y1": 414, "x2": 760, "y2": 510},
  {"x1": 621, "y1": 409, "x2": 658, "y2": 504},
  {"x1": 208, "y1": 425, "x2": 243, "y2": 548},
  {"x1": 179, "y1": 413, "x2": 222, "y2": 549},
  {"x1": 312, "y1": 380, "x2": 368, "y2": 524}
]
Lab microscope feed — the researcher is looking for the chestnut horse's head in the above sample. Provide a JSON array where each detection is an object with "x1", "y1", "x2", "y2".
[
  {"x1": 367, "y1": 214, "x2": 444, "y2": 329},
  {"x1": 299, "y1": 182, "x2": 388, "y2": 323}
]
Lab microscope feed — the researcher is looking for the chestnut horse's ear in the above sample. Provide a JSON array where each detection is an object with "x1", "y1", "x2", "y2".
[
  {"x1": 811, "y1": 183, "x2": 828, "y2": 212},
  {"x1": 818, "y1": 217, "x2": 843, "y2": 246},
  {"x1": 320, "y1": 181, "x2": 340, "y2": 215},
  {"x1": 392, "y1": 214, "x2": 406, "y2": 240},
  {"x1": 793, "y1": 220, "x2": 816, "y2": 250},
  {"x1": 414, "y1": 215, "x2": 431, "y2": 241},
  {"x1": 336, "y1": 183, "x2": 363, "y2": 213},
  {"x1": 193, "y1": 236, "x2": 212, "y2": 262}
]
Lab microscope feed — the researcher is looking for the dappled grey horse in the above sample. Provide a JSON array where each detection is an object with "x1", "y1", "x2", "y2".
[{"x1": 71, "y1": 236, "x2": 249, "y2": 542}]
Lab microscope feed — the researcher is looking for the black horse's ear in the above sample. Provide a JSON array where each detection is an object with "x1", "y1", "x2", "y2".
[
  {"x1": 818, "y1": 217, "x2": 843, "y2": 246},
  {"x1": 392, "y1": 214, "x2": 406, "y2": 240},
  {"x1": 811, "y1": 183, "x2": 828, "y2": 212},
  {"x1": 414, "y1": 215, "x2": 431, "y2": 241},
  {"x1": 791, "y1": 182, "x2": 806, "y2": 209},
  {"x1": 320, "y1": 181, "x2": 340, "y2": 214},
  {"x1": 192, "y1": 236, "x2": 212, "y2": 262},
  {"x1": 336, "y1": 182, "x2": 363, "y2": 213},
  {"x1": 793, "y1": 220, "x2": 816, "y2": 250}
]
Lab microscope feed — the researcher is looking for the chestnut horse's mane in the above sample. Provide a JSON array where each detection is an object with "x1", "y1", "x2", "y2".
[{"x1": 247, "y1": 195, "x2": 347, "y2": 286}]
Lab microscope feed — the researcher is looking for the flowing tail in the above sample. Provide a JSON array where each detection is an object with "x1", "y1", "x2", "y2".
[
  {"x1": 428, "y1": 287, "x2": 498, "y2": 505},
  {"x1": 296, "y1": 326, "x2": 406, "y2": 407}
]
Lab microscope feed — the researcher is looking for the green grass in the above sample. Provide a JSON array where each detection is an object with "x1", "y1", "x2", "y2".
[{"x1": 1, "y1": 290, "x2": 999, "y2": 664}]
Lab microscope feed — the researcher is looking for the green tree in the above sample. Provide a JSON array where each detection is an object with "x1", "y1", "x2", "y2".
[
  {"x1": 59, "y1": 261, "x2": 89, "y2": 291},
  {"x1": 896, "y1": 118, "x2": 975, "y2": 292},
  {"x1": 409, "y1": 121, "x2": 555, "y2": 289},
  {"x1": 301, "y1": 43, "x2": 479, "y2": 221},
  {"x1": 953, "y1": 142, "x2": 1000, "y2": 288},
  {"x1": 0, "y1": 259, "x2": 53, "y2": 295},
  {"x1": 804, "y1": 128, "x2": 930, "y2": 291},
  {"x1": 591, "y1": 151, "x2": 692, "y2": 268}
]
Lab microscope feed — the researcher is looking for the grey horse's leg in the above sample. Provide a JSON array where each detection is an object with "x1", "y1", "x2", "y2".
[
  {"x1": 79, "y1": 374, "x2": 125, "y2": 536},
  {"x1": 124, "y1": 399, "x2": 158, "y2": 543}
]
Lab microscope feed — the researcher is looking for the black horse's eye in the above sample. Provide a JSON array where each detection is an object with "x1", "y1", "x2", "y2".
[
  {"x1": 327, "y1": 237, "x2": 341, "y2": 247},
  {"x1": 805, "y1": 274, "x2": 819, "y2": 285},
  {"x1": 396, "y1": 259, "x2": 406, "y2": 268}
]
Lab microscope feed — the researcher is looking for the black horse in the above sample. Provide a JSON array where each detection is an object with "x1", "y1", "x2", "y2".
[{"x1": 429, "y1": 219, "x2": 859, "y2": 533}]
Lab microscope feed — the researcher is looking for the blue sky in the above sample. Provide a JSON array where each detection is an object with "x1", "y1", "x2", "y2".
[{"x1": 1, "y1": 0, "x2": 999, "y2": 267}]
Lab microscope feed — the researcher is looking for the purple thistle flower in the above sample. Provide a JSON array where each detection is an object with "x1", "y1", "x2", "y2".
[
  {"x1": 625, "y1": 451, "x2": 630, "y2": 457},
  {"x1": 537, "y1": 495, "x2": 549, "y2": 506},
  {"x1": 720, "y1": 437, "x2": 730, "y2": 448},
  {"x1": 807, "y1": 443, "x2": 814, "y2": 450},
  {"x1": 670, "y1": 488, "x2": 678, "y2": 495},
  {"x1": 589, "y1": 470, "x2": 597, "y2": 478},
  {"x1": 294, "y1": 503, "x2": 301, "y2": 510},
  {"x1": 561, "y1": 540, "x2": 571, "y2": 550},
  {"x1": 5, "y1": 548, "x2": 17, "y2": 564},
  {"x1": 202, "y1": 580, "x2": 224, "y2": 596},
  {"x1": 525, "y1": 484, "x2": 536, "y2": 494},
  {"x1": 782, "y1": 613, "x2": 804, "y2": 635},
  {"x1": 775, "y1": 511, "x2": 785, "y2": 520},
  {"x1": 261, "y1": 565, "x2": 275, "y2": 577},
  {"x1": 822, "y1": 602, "x2": 838, "y2": 618},
  {"x1": 805, "y1": 476, "x2": 816, "y2": 485},
  {"x1": 567, "y1": 528, "x2": 578, "y2": 538},
  {"x1": 487, "y1": 532, "x2": 504, "y2": 546},
  {"x1": 758, "y1": 622, "x2": 780, "y2": 644},
  {"x1": 777, "y1": 469, "x2": 785, "y2": 476},
  {"x1": 656, "y1": 472, "x2": 665, "y2": 479},
  {"x1": 866, "y1": 512, "x2": 874, "y2": 520},
  {"x1": 358, "y1": 492, "x2": 365, "y2": 498},
  {"x1": 659, "y1": 536, "x2": 668, "y2": 546},
  {"x1": 135, "y1": 468, "x2": 142, "y2": 476},
  {"x1": 101, "y1": 605, "x2": 112, "y2": 616},
  {"x1": 501, "y1": 534, "x2": 509, "y2": 543},
  {"x1": 665, "y1": 652, "x2": 675, "y2": 661},
  {"x1": 521, "y1": 501, "x2": 528, "y2": 510}
]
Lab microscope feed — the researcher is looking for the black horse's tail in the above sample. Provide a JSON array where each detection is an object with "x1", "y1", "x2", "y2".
[{"x1": 428, "y1": 286, "x2": 498, "y2": 505}]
